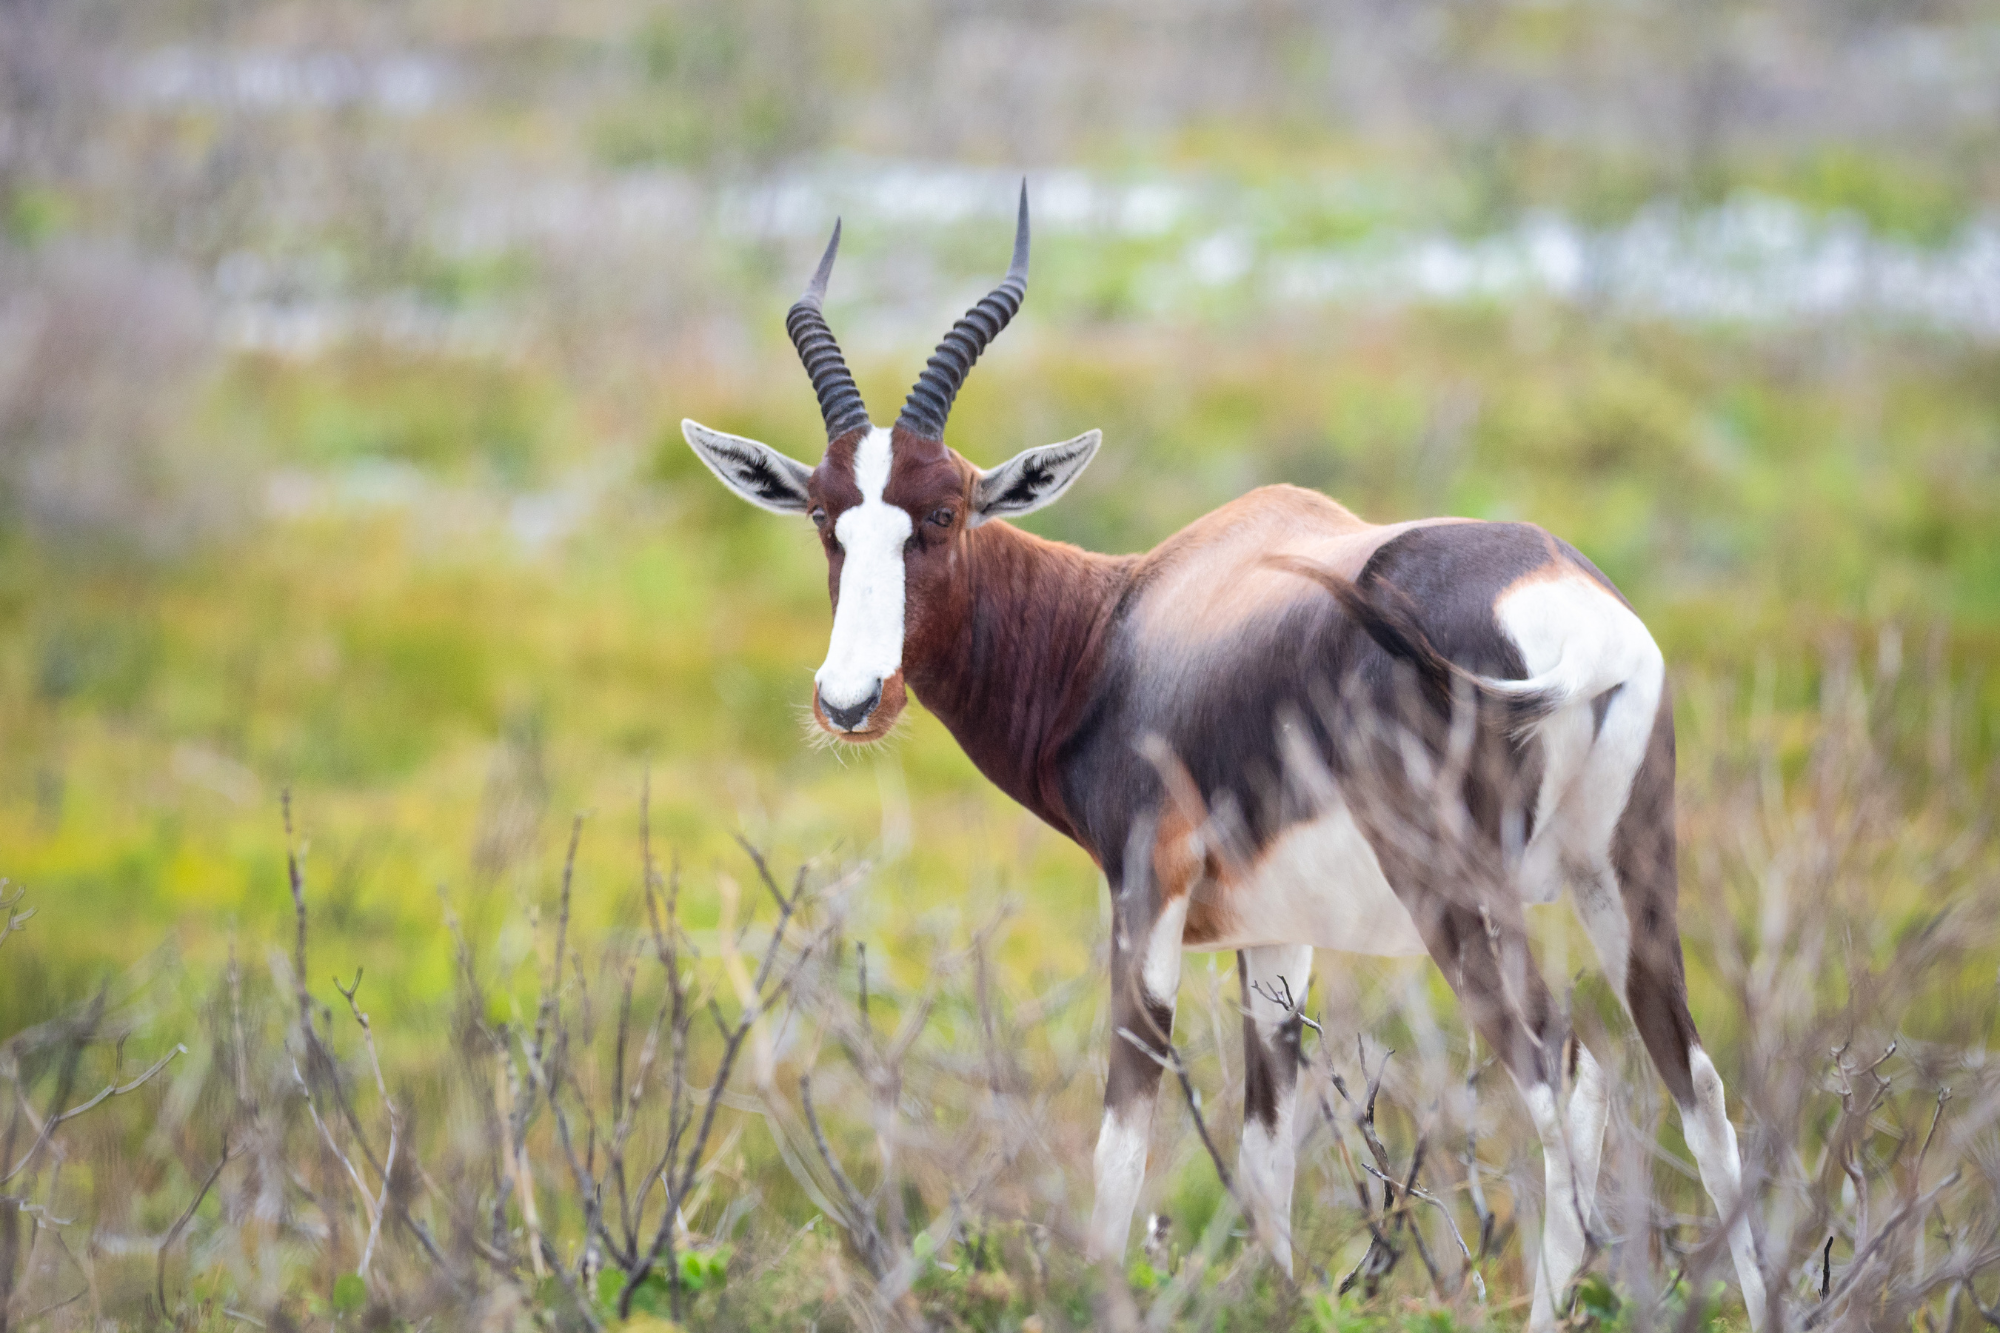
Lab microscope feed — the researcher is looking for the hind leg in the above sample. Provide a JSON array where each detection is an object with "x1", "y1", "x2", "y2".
[
  {"x1": 1448, "y1": 903, "x2": 1590, "y2": 1331},
  {"x1": 1516, "y1": 1058, "x2": 1598, "y2": 1333},
  {"x1": 1238, "y1": 944, "x2": 1312, "y2": 1273},
  {"x1": 1582, "y1": 685, "x2": 1767, "y2": 1329},
  {"x1": 1363, "y1": 839, "x2": 1589, "y2": 1331},
  {"x1": 1680, "y1": 1046, "x2": 1763, "y2": 1324},
  {"x1": 1618, "y1": 918, "x2": 1765, "y2": 1328},
  {"x1": 1561, "y1": 1036, "x2": 1609, "y2": 1254},
  {"x1": 1616, "y1": 926, "x2": 1765, "y2": 1328}
]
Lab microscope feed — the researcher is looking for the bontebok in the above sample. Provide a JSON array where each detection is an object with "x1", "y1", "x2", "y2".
[{"x1": 683, "y1": 186, "x2": 1767, "y2": 1328}]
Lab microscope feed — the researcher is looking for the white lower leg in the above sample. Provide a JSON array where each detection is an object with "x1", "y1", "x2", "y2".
[
  {"x1": 1089, "y1": 1103, "x2": 1153, "y2": 1261},
  {"x1": 1091, "y1": 895, "x2": 1187, "y2": 1262},
  {"x1": 1238, "y1": 1114, "x2": 1297, "y2": 1275},
  {"x1": 1238, "y1": 943, "x2": 1312, "y2": 1274},
  {"x1": 1567, "y1": 1044, "x2": 1609, "y2": 1227},
  {"x1": 1680, "y1": 1047, "x2": 1767, "y2": 1330},
  {"x1": 1521, "y1": 1080, "x2": 1587, "y2": 1332}
]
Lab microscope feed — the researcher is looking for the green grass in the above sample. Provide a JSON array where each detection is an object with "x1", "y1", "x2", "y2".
[{"x1": 3, "y1": 281, "x2": 1998, "y2": 1332}]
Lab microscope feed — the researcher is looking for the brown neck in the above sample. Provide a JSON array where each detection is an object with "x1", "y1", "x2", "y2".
[{"x1": 902, "y1": 520, "x2": 1135, "y2": 842}]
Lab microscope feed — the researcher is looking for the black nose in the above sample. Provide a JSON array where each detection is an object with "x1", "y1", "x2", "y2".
[{"x1": 820, "y1": 683, "x2": 881, "y2": 732}]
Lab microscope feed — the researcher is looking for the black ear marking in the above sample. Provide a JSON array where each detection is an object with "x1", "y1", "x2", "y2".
[
  {"x1": 996, "y1": 460, "x2": 1055, "y2": 509},
  {"x1": 729, "y1": 446, "x2": 794, "y2": 503},
  {"x1": 682, "y1": 419, "x2": 814, "y2": 515},
  {"x1": 972, "y1": 430, "x2": 1102, "y2": 525}
]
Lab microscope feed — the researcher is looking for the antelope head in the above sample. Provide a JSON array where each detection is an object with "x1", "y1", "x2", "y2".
[{"x1": 683, "y1": 186, "x2": 1101, "y2": 743}]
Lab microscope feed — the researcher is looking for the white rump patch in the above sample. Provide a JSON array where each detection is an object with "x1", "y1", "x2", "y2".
[
  {"x1": 1495, "y1": 573, "x2": 1665, "y2": 908},
  {"x1": 816, "y1": 428, "x2": 911, "y2": 712}
]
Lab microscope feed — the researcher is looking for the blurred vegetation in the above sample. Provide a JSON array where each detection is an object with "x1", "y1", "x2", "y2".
[
  {"x1": 3, "y1": 674, "x2": 1993, "y2": 1328},
  {"x1": 4, "y1": 307, "x2": 1994, "y2": 1030},
  {"x1": 2, "y1": 0, "x2": 1999, "y2": 1326}
]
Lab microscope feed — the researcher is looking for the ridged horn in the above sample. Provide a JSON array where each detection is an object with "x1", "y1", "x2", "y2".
[
  {"x1": 786, "y1": 221, "x2": 872, "y2": 443},
  {"x1": 896, "y1": 181, "x2": 1029, "y2": 440}
]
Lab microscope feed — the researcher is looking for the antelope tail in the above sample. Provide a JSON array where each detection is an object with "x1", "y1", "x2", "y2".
[{"x1": 1264, "y1": 554, "x2": 1576, "y2": 734}]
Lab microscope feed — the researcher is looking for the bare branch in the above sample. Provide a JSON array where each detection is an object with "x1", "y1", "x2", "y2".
[
  {"x1": 333, "y1": 970, "x2": 400, "y2": 1281},
  {"x1": 1805, "y1": 1170, "x2": 1964, "y2": 1328},
  {"x1": 1114, "y1": 1026, "x2": 1232, "y2": 1197},
  {"x1": 732, "y1": 835, "x2": 793, "y2": 916},
  {"x1": 155, "y1": 1142, "x2": 233, "y2": 1316},
  {"x1": 294, "y1": 1058, "x2": 378, "y2": 1245},
  {"x1": 2, "y1": 1042, "x2": 186, "y2": 1185},
  {"x1": 1361, "y1": 1158, "x2": 1485, "y2": 1300},
  {"x1": 799, "y1": 1074, "x2": 887, "y2": 1278},
  {"x1": 0, "y1": 883, "x2": 33, "y2": 954}
]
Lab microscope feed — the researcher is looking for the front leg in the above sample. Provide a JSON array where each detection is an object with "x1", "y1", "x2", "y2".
[{"x1": 1088, "y1": 883, "x2": 1189, "y2": 1261}]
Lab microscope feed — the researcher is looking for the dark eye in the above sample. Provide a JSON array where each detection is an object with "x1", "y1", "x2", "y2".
[
  {"x1": 927, "y1": 507, "x2": 955, "y2": 528},
  {"x1": 809, "y1": 507, "x2": 827, "y2": 528}
]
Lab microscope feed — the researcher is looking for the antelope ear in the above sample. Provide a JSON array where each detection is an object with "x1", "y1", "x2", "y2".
[
  {"x1": 683, "y1": 420, "x2": 815, "y2": 515},
  {"x1": 970, "y1": 430, "x2": 1101, "y2": 526}
]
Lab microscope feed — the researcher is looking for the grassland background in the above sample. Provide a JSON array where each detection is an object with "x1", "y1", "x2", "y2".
[{"x1": 3, "y1": 1, "x2": 2000, "y2": 1327}]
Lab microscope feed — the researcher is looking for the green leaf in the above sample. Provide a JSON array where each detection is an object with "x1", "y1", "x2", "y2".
[
  {"x1": 331, "y1": 1272, "x2": 368, "y2": 1316},
  {"x1": 3, "y1": 184, "x2": 72, "y2": 247},
  {"x1": 635, "y1": 1268, "x2": 677, "y2": 1317},
  {"x1": 676, "y1": 1244, "x2": 730, "y2": 1292},
  {"x1": 1572, "y1": 1273, "x2": 1620, "y2": 1324}
]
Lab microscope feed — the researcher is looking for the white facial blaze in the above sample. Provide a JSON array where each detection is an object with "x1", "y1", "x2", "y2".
[{"x1": 816, "y1": 428, "x2": 911, "y2": 713}]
